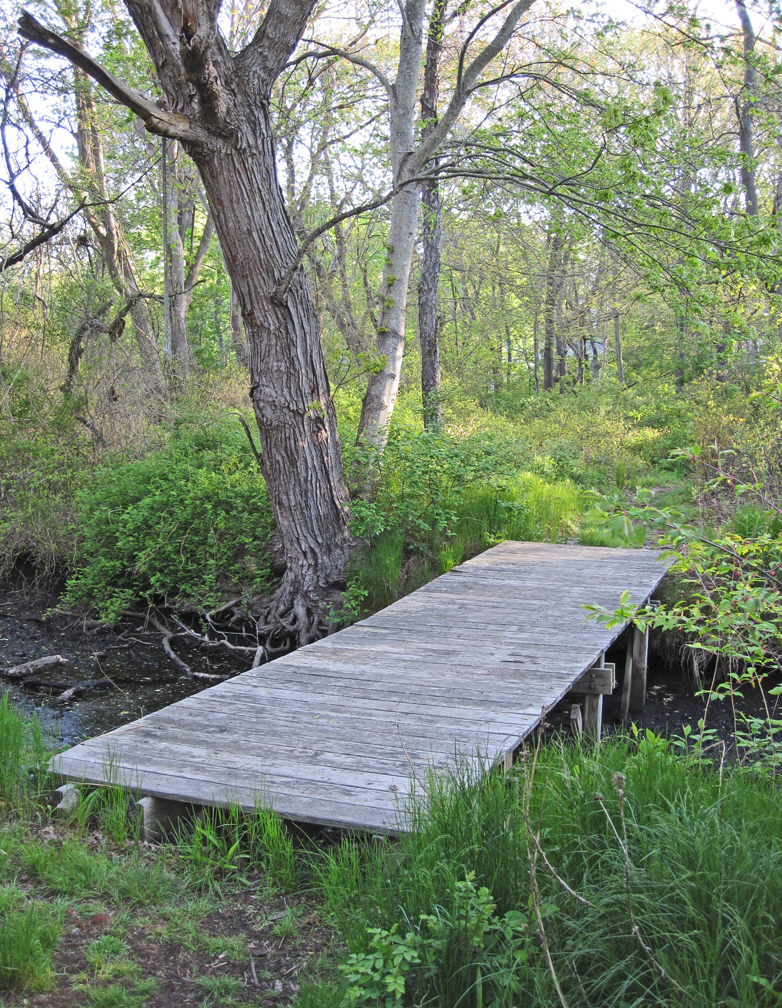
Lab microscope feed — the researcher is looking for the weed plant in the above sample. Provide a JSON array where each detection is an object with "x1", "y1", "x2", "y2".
[
  {"x1": 70, "y1": 773, "x2": 143, "y2": 846},
  {"x1": 310, "y1": 736, "x2": 782, "y2": 1007},
  {"x1": 176, "y1": 802, "x2": 299, "y2": 893}
]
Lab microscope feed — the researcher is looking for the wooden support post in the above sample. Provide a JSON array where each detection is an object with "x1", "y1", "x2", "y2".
[
  {"x1": 583, "y1": 693, "x2": 603, "y2": 740},
  {"x1": 137, "y1": 795, "x2": 193, "y2": 841},
  {"x1": 569, "y1": 704, "x2": 583, "y2": 736},
  {"x1": 52, "y1": 783, "x2": 80, "y2": 817},
  {"x1": 627, "y1": 622, "x2": 650, "y2": 717},
  {"x1": 582, "y1": 651, "x2": 605, "y2": 740},
  {"x1": 620, "y1": 632, "x2": 634, "y2": 724}
]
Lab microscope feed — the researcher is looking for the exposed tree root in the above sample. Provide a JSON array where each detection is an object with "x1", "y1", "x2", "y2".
[
  {"x1": 147, "y1": 614, "x2": 233, "y2": 681},
  {"x1": 253, "y1": 569, "x2": 346, "y2": 651},
  {"x1": 142, "y1": 571, "x2": 348, "y2": 680},
  {"x1": 15, "y1": 675, "x2": 113, "y2": 706}
]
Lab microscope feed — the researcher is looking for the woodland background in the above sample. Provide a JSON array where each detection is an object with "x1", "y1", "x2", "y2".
[{"x1": 2, "y1": 0, "x2": 782, "y2": 624}]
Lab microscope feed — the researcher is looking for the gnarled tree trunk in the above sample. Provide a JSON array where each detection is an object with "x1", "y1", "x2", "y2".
[{"x1": 19, "y1": 3, "x2": 354, "y2": 646}]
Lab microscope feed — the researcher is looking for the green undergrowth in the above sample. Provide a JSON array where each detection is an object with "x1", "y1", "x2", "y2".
[
  {"x1": 0, "y1": 423, "x2": 84, "y2": 580},
  {"x1": 2, "y1": 390, "x2": 684, "y2": 621},
  {"x1": 62, "y1": 411, "x2": 276, "y2": 620},
  {"x1": 343, "y1": 421, "x2": 616, "y2": 615},
  {"x1": 0, "y1": 884, "x2": 62, "y2": 992},
  {"x1": 3, "y1": 698, "x2": 782, "y2": 1007},
  {"x1": 0, "y1": 693, "x2": 54, "y2": 807},
  {"x1": 309, "y1": 736, "x2": 782, "y2": 1008}
]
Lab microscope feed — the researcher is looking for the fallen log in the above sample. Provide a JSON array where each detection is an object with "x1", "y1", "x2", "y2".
[
  {"x1": 19, "y1": 677, "x2": 70, "y2": 691},
  {"x1": 1, "y1": 655, "x2": 69, "y2": 679},
  {"x1": 48, "y1": 678, "x2": 112, "y2": 707}
]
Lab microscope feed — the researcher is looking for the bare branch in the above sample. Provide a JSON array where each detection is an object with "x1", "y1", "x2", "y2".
[
  {"x1": 1, "y1": 202, "x2": 84, "y2": 272},
  {"x1": 273, "y1": 187, "x2": 401, "y2": 302},
  {"x1": 17, "y1": 10, "x2": 192, "y2": 138},
  {"x1": 411, "y1": 0, "x2": 537, "y2": 174},
  {"x1": 294, "y1": 40, "x2": 394, "y2": 96}
]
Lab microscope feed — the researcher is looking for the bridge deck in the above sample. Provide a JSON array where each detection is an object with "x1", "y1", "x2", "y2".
[{"x1": 53, "y1": 542, "x2": 668, "y2": 833}]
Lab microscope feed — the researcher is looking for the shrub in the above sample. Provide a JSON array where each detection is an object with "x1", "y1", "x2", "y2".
[
  {"x1": 0, "y1": 429, "x2": 83, "y2": 578},
  {"x1": 63, "y1": 414, "x2": 275, "y2": 619},
  {"x1": 345, "y1": 425, "x2": 584, "y2": 614}
]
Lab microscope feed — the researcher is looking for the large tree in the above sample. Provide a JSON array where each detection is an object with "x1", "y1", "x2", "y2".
[{"x1": 19, "y1": 1, "x2": 353, "y2": 646}]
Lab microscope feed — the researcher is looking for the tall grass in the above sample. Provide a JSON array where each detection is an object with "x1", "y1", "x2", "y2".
[
  {"x1": 310, "y1": 737, "x2": 782, "y2": 1007},
  {"x1": 175, "y1": 802, "x2": 299, "y2": 893},
  {"x1": 0, "y1": 693, "x2": 53, "y2": 805},
  {"x1": 353, "y1": 473, "x2": 584, "y2": 612},
  {"x1": 0, "y1": 886, "x2": 61, "y2": 991}
]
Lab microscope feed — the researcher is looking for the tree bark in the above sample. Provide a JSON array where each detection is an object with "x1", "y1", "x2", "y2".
[
  {"x1": 735, "y1": 0, "x2": 758, "y2": 217},
  {"x1": 614, "y1": 312, "x2": 624, "y2": 385},
  {"x1": 355, "y1": 0, "x2": 537, "y2": 455},
  {"x1": 161, "y1": 139, "x2": 192, "y2": 374},
  {"x1": 543, "y1": 232, "x2": 563, "y2": 390},
  {"x1": 357, "y1": 0, "x2": 427, "y2": 453},
  {"x1": 19, "y1": 3, "x2": 354, "y2": 646},
  {"x1": 417, "y1": 0, "x2": 447, "y2": 429}
]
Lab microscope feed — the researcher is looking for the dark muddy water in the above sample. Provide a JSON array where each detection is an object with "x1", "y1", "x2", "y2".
[{"x1": 0, "y1": 583, "x2": 242, "y2": 745}]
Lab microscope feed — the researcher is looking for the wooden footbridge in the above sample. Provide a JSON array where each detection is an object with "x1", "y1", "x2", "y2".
[{"x1": 53, "y1": 543, "x2": 668, "y2": 834}]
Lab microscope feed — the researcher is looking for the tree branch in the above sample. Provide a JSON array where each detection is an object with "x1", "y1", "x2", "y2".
[
  {"x1": 273, "y1": 186, "x2": 403, "y2": 302},
  {"x1": 242, "y1": 0, "x2": 318, "y2": 94},
  {"x1": 17, "y1": 10, "x2": 192, "y2": 139},
  {"x1": 184, "y1": 213, "x2": 214, "y2": 300},
  {"x1": 1, "y1": 202, "x2": 84, "y2": 272},
  {"x1": 294, "y1": 41, "x2": 394, "y2": 97},
  {"x1": 410, "y1": 0, "x2": 537, "y2": 175}
]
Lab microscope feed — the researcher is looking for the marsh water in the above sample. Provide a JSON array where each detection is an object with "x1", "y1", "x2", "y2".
[{"x1": 0, "y1": 580, "x2": 239, "y2": 745}]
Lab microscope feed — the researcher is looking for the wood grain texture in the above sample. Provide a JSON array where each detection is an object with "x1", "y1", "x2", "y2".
[{"x1": 53, "y1": 542, "x2": 668, "y2": 833}]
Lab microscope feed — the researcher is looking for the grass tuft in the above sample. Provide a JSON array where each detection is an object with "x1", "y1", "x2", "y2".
[
  {"x1": 0, "y1": 694, "x2": 54, "y2": 805},
  {"x1": 0, "y1": 886, "x2": 61, "y2": 991}
]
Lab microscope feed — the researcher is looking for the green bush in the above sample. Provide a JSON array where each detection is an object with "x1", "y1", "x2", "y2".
[
  {"x1": 63, "y1": 415, "x2": 275, "y2": 619},
  {"x1": 349, "y1": 424, "x2": 531, "y2": 544},
  {"x1": 345, "y1": 423, "x2": 584, "y2": 614}
]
